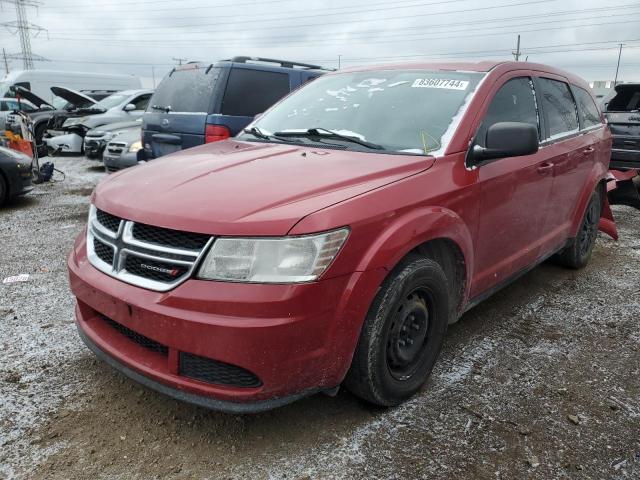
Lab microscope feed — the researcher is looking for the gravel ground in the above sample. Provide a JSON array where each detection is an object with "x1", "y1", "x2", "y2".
[{"x1": 1, "y1": 156, "x2": 639, "y2": 480}]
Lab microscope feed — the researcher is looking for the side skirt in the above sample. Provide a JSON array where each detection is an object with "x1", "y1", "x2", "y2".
[{"x1": 462, "y1": 240, "x2": 570, "y2": 314}]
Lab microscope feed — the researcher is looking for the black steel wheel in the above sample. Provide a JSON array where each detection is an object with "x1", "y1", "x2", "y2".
[{"x1": 345, "y1": 254, "x2": 450, "y2": 406}]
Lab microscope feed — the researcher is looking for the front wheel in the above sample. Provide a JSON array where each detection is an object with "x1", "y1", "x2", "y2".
[
  {"x1": 344, "y1": 255, "x2": 449, "y2": 406},
  {"x1": 0, "y1": 173, "x2": 8, "y2": 206},
  {"x1": 555, "y1": 189, "x2": 602, "y2": 269}
]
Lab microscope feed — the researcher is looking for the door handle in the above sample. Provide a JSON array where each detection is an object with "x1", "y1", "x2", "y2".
[
  {"x1": 583, "y1": 146, "x2": 595, "y2": 153},
  {"x1": 537, "y1": 162, "x2": 554, "y2": 175}
]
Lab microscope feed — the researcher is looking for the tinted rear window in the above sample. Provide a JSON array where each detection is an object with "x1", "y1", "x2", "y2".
[
  {"x1": 606, "y1": 86, "x2": 640, "y2": 112},
  {"x1": 573, "y1": 87, "x2": 601, "y2": 128},
  {"x1": 538, "y1": 78, "x2": 579, "y2": 139},
  {"x1": 221, "y1": 68, "x2": 290, "y2": 117},
  {"x1": 150, "y1": 66, "x2": 221, "y2": 113}
]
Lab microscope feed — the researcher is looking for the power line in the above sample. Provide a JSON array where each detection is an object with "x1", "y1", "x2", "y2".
[
  {"x1": 0, "y1": 0, "x2": 48, "y2": 69},
  {"x1": 36, "y1": 0, "x2": 557, "y2": 33},
  {"x1": 32, "y1": 18, "x2": 640, "y2": 50}
]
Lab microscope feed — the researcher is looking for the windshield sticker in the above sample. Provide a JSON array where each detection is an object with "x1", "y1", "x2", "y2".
[{"x1": 412, "y1": 79, "x2": 469, "y2": 90}]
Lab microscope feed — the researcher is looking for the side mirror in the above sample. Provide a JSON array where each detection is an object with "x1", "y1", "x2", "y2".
[
  {"x1": 124, "y1": 103, "x2": 136, "y2": 112},
  {"x1": 471, "y1": 122, "x2": 539, "y2": 164}
]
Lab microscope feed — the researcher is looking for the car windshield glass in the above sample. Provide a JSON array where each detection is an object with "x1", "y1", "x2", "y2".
[
  {"x1": 93, "y1": 94, "x2": 127, "y2": 110},
  {"x1": 249, "y1": 69, "x2": 484, "y2": 154},
  {"x1": 150, "y1": 66, "x2": 221, "y2": 113},
  {"x1": 606, "y1": 85, "x2": 640, "y2": 112}
]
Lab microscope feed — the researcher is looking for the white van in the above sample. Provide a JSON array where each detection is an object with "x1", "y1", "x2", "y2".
[{"x1": 0, "y1": 70, "x2": 143, "y2": 106}]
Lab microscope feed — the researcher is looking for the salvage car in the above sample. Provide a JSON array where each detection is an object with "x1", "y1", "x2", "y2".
[
  {"x1": 46, "y1": 89, "x2": 152, "y2": 154},
  {"x1": 141, "y1": 57, "x2": 328, "y2": 159},
  {"x1": 102, "y1": 126, "x2": 142, "y2": 172},
  {"x1": 0, "y1": 145, "x2": 33, "y2": 206},
  {"x1": 84, "y1": 119, "x2": 141, "y2": 160},
  {"x1": 603, "y1": 83, "x2": 640, "y2": 170},
  {"x1": 68, "y1": 61, "x2": 612, "y2": 412},
  {"x1": 0, "y1": 97, "x2": 48, "y2": 131},
  {"x1": 8, "y1": 86, "x2": 114, "y2": 156}
]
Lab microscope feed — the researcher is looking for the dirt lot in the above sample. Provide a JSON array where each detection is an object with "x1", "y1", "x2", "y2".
[{"x1": 1, "y1": 156, "x2": 639, "y2": 480}]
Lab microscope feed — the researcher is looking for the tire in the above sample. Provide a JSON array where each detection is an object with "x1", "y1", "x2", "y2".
[
  {"x1": 555, "y1": 189, "x2": 602, "y2": 269},
  {"x1": 0, "y1": 172, "x2": 8, "y2": 206},
  {"x1": 344, "y1": 255, "x2": 450, "y2": 406}
]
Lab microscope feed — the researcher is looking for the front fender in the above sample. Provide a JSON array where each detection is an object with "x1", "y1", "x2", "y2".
[{"x1": 354, "y1": 206, "x2": 474, "y2": 303}]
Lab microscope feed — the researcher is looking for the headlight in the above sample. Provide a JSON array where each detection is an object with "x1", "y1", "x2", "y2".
[
  {"x1": 63, "y1": 116, "x2": 87, "y2": 127},
  {"x1": 197, "y1": 228, "x2": 349, "y2": 283},
  {"x1": 128, "y1": 140, "x2": 142, "y2": 152}
]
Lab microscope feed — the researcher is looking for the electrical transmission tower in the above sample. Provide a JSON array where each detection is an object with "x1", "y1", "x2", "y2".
[{"x1": 0, "y1": 0, "x2": 48, "y2": 70}]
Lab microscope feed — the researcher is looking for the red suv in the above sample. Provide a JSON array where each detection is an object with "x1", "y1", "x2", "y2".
[{"x1": 68, "y1": 61, "x2": 612, "y2": 412}]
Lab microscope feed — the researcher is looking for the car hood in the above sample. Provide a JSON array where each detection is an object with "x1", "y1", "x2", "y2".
[
  {"x1": 94, "y1": 140, "x2": 435, "y2": 236},
  {"x1": 86, "y1": 119, "x2": 141, "y2": 136},
  {"x1": 50, "y1": 86, "x2": 97, "y2": 107},
  {"x1": 14, "y1": 86, "x2": 53, "y2": 109},
  {"x1": 108, "y1": 127, "x2": 140, "y2": 144}
]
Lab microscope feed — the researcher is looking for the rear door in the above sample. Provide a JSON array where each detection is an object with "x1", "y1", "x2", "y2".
[
  {"x1": 471, "y1": 75, "x2": 555, "y2": 296},
  {"x1": 214, "y1": 66, "x2": 292, "y2": 135},
  {"x1": 534, "y1": 77, "x2": 594, "y2": 244},
  {"x1": 142, "y1": 65, "x2": 222, "y2": 157}
]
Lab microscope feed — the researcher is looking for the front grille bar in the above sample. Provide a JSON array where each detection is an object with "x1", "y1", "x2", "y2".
[{"x1": 87, "y1": 206, "x2": 213, "y2": 292}]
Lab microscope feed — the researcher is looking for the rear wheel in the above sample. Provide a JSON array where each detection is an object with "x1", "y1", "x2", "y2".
[
  {"x1": 344, "y1": 255, "x2": 449, "y2": 406},
  {"x1": 555, "y1": 189, "x2": 602, "y2": 269}
]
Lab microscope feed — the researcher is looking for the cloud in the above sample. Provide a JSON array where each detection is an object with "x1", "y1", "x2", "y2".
[{"x1": 0, "y1": 0, "x2": 638, "y2": 84}]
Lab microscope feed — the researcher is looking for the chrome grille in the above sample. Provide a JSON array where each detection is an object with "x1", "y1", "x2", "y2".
[{"x1": 87, "y1": 206, "x2": 213, "y2": 292}]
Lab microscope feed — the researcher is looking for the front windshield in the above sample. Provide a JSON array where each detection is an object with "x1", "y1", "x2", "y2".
[
  {"x1": 249, "y1": 69, "x2": 484, "y2": 154},
  {"x1": 93, "y1": 94, "x2": 127, "y2": 110}
]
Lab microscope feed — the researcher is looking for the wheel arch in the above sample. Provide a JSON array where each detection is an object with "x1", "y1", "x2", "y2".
[
  {"x1": 354, "y1": 206, "x2": 474, "y2": 322},
  {"x1": 569, "y1": 164, "x2": 609, "y2": 237}
]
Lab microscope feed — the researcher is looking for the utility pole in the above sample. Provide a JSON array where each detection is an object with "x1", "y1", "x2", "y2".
[
  {"x1": 151, "y1": 66, "x2": 156, "y2": 88},
  {"x1": 172, "y1": 57, "x2": 187, "y2": 66},
  {"x1": 2, "y1": 48, "x2": 9, "y2": 74},
  {"x1": 0, "y1": 0, "x2": 48, "y2": 70},
  {"x1": 338, "y1": 54, "x2": 342, "y2": 69},
  {"x1": 614, "y1": 43, "x2": 623, "y2": 86},
  {"x1": 512, "y1": 34, "x2": 521, "y2": 61}
]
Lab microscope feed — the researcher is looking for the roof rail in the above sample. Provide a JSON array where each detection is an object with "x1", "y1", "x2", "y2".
[{"x1": 227, "y1": 56, "x2": 330, "y2": 70}]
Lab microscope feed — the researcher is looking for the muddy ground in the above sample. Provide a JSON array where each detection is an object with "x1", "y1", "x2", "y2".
[{"x1": 1, "y1": 156, "x2": 639, "y2": 480}]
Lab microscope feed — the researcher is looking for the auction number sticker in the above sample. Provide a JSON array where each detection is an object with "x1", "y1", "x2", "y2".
[{"x1": 412, "y1": 78, "x2": 469, "y2": 90}]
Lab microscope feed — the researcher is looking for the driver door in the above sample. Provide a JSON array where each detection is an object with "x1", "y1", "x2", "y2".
[{"x1": 470, "y1": 75, "x2": 555, "y2": 297}]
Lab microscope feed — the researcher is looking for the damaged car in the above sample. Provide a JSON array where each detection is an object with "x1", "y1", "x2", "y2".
[
  {"x1": 602, "y1": 83, "x2": 640, "y2": 209},
  {"x1": 69, "y1": 61, "x2": 612, "y2": 412},
  {"x1": 45, "y1": 89, "x2": 152, "y2": 155},
  {"x1": 84, "y1": 118, "x2": 141, "y2": 160},
  {"x1": 102, "y1": 126, "x2": 142, "y2": 172}
]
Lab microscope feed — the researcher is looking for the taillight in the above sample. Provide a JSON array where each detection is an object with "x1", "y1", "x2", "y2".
[{"x1": 205, "y1": 125, "x2": 230, "y2": 143}]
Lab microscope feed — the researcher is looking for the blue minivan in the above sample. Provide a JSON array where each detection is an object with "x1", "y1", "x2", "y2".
[{"x1": 140, "y1": 56, "x2": 330, "y2": 159}]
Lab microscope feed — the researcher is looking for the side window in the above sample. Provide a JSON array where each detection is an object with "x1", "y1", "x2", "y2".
[
  {"x1": 221, "y1": 68, "x2": 290, "y2": 117},
  {"x1": 132, "y1": 94, "x2": 151, "y2": 111},
  {"x1": 0, "y1": 101, "x2": 6, "y2": 112},
  {"x1": 573, "y1": 87, "x2": 602, "y2": 128},
  {"x1": 537, "y1": 78, "x2": 579, "y2": 139},
  {"x1": 476, "y1": 77, "x2": 539, "y2": 147}
]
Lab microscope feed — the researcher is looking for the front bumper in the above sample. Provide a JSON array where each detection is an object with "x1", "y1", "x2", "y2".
[
  {"x1": 68, "y1": 231, "x2": 385, "y2": 412},
  {"x1": 103, "y1": 151, "x2": 138, "y2": 172},
  {"x1": 84, "y1": 138, "x2": 108, "y2": 159},
  {"x1": 45, "y1": 133, "x2": 83, "y2": 154},
  {"x1": 611, "y1": 148, "x2": 640, "y2": 170}
]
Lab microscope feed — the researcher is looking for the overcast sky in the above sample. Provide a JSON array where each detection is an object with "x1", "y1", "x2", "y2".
[{"x1": 1, "y1": 0, "x2": 639, "y2": 87}]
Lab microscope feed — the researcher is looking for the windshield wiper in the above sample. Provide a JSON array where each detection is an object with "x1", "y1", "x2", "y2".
[
  {"x1": 151, "y1": 104, "x2": 172, "y2": 113},
  {"x1": 273, "y1": 127, "x2": 385, "y2": 150},
  {"x1": 243, "y1": 126, "x2": 293, "y2": 143}
]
